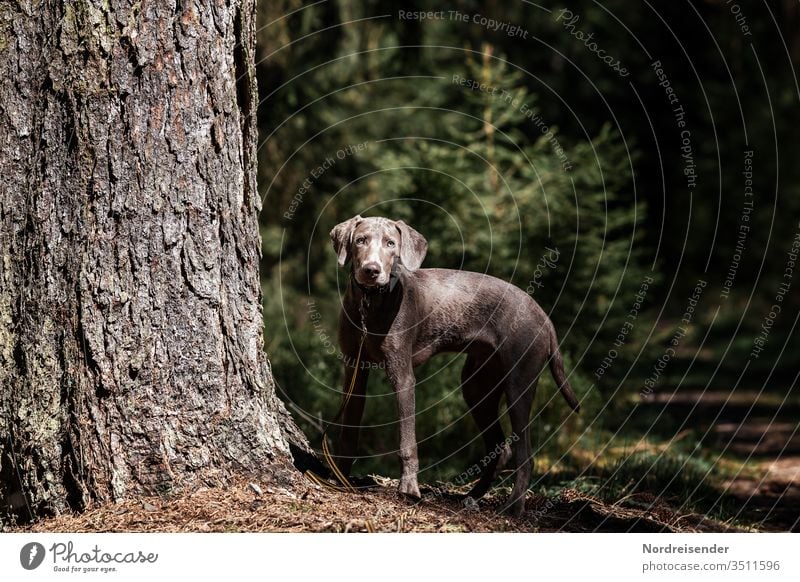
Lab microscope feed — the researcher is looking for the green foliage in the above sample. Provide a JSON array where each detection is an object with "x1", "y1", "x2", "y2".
[{"x1": 526, "y1": 424, "x2": 754, "y2": 525}]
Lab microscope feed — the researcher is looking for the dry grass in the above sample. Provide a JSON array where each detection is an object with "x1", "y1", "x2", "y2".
[{"x1": 13, "y1": 473, "x2": 740, "y2": 533}]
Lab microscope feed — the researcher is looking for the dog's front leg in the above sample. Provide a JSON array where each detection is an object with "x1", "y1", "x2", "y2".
[
  {"x1": 387, "y1": 361, "x2": 421, "y2": 499},
  {"x1": 335, "y1": 363, "x2": 370, "y2": 477}
]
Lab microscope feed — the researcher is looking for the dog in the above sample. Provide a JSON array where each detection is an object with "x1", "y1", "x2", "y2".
[{"x1": 330, "y1": 215, "x2": 580, "y2": 515}]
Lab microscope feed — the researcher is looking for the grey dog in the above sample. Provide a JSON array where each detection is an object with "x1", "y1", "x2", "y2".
[{"x1": 330, "y1": 215, "x2": 580, "y2": 515}]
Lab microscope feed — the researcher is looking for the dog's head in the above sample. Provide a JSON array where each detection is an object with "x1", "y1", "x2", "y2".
[{"x1": 330, "y1": 215, "x2": 428, "y2": 288}]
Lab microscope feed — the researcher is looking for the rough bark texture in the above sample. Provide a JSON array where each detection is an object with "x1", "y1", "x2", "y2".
[{"x1": 0, "y1": 0, "x2": 308, "y2": 524}]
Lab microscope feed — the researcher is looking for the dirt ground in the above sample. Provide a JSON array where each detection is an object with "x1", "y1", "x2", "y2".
[{"x1": 15, "y1": 473, "x2": 743, "y2": 533}]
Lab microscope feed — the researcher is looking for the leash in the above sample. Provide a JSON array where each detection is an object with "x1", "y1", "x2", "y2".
[{"x1": 304, "y1": 294, "x2": 370, "y2": 494}]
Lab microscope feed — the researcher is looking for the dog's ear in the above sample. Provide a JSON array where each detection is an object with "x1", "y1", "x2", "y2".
[
  {"x1": 395, "y1": 220, "x2": 427, "y2": 271},
  {"x1": 329, "y1": 215, "x2": 362, "y2": 267}
]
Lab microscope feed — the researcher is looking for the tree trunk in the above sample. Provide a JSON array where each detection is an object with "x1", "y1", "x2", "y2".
[{"x1": 0, "y1": 0, "x2": 308, "y2": 524}]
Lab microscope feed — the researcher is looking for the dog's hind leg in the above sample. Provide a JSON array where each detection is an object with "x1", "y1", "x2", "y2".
[
  {"x1": 461, "y1": 355, "x2": 509, "y2": 499},
  {"x1": 503, "y1": 374, "x2": 536, "y2": 516}
]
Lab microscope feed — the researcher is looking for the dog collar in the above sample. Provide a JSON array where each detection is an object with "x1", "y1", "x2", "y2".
[{"x1": 351, "y1": 257, "x2": 400, "y2": 295}]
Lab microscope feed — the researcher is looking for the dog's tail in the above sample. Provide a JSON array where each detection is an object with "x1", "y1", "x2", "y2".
[{"x1": 548, "y1": 323, "x2": 580, "y2": 413}]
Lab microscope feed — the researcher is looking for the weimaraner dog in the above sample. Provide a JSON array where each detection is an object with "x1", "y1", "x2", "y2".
[{"x1": 330, "y1": 215, "x2": 580, "y2": 515}]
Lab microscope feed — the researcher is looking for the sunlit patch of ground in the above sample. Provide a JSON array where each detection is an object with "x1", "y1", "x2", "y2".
[{"x1": 12, "y1": 474, "x2": 742, "y2": 533}]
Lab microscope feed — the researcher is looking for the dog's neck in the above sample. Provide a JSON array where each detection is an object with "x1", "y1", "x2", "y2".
[{"x1": 346, "y1": 264, "x2": 405, "y2": 335}]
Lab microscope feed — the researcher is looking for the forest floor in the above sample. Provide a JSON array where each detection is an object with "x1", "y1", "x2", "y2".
[
  {"x1": 18, "y1": 473, "x2": 750, "y2": 533},
  {"x1": 15, "y1": 343, "x2": 800, "y2": 533}
]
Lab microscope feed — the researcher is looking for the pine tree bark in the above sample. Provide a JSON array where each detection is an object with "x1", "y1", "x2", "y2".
[{"x1": 0, "y1": 0, "x2": 308, "y2": 523}]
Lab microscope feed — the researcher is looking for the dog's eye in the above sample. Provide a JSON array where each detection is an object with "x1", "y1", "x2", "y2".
[
  {"x1": 386, "y1": 240, "x2": 396, "y2": 248},
  {"x1": 355, "y1": 237, "x2": 366, "y2": 245}
]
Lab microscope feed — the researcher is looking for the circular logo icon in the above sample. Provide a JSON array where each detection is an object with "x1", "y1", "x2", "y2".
[{"x1": 20, "y1": 542, "x2": 46, "y2": 570}]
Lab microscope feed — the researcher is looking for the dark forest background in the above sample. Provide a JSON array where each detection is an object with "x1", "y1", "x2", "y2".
[{"x1": 255, "y1": 0, "x2": 800, "y2": 527}]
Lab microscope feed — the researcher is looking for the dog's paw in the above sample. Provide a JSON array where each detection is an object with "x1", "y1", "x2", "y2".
[{"x1": 398, "y1": 477, "x2": 421, "y2": 500}]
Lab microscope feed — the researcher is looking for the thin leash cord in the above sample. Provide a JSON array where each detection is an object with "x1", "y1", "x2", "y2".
[
  {"x1": 304, "y1": 295, "x2": 370, "y2": 494},
  {"x1": 305, "y1": 332, "x2": 363, "y2": 493}
]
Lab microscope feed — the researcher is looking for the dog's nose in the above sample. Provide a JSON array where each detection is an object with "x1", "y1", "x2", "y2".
[{"x1": 361, "y1": 262, "x2": 380, "y2": 280}]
